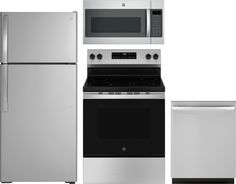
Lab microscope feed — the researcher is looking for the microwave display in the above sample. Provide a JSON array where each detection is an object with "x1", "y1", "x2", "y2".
[{"x1": 112, "y1": 52, "x2": 137, "y2": 59}]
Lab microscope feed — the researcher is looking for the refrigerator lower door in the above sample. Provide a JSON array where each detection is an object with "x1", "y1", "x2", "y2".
[
  {"x1": 171, "y1": 101, "x2": 235, "y2": 178},
  {"x1": 0, "y1": 64, "x2": 77, "y2": 182}
]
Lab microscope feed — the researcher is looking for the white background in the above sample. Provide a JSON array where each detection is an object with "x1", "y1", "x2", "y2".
[{"x1": 1, "y1": 0, "x2": 236, "y2": 184}]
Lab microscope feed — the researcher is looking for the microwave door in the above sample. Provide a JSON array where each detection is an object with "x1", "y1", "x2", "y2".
[
  {"x1": 85, "y1": 9, "x2": 146, "y2": 37},
  {"x1": 84, "y1": 9, "x2": 150, "y2": 44}
]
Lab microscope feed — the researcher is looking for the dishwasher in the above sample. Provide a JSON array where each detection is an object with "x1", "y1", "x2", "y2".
[{"x1": 171, "y1": 101, "x2": 235, "y2": 184}]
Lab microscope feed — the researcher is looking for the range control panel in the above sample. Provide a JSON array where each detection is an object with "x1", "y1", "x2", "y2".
[{"x1": 87, "y1": 49, "x2": 161, "y2": 65}]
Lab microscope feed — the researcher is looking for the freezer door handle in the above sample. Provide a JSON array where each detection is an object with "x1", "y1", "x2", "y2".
[
  {"x1": 172, "y1": 106, "x2": 235, "y2": 110},
  {"x1": 1, "y1": 15, "x2": 8, "y2": 112},
  {"x1": 2, "y1": 15, "x2": 8, "y2": 64}
]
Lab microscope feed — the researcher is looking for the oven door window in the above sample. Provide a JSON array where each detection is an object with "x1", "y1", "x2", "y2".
[
  {"x1": 84, "y1": 99, "x2": 164, "y2": 157},
  {"x1": 98, "y1": 108, "x2": 150, "y2": 140},
  {"x1": 85, "y1": 9, "x2": 146, "y2": 37}
]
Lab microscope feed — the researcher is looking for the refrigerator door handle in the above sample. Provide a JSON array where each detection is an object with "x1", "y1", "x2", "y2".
[
  {"x1": 3, "y1": 14, "x2": 8, "y2": 64},
  {"x1": 1, "y1": 14, "x2": 8, "y2": 112},
  {"x1": 1, "y1": 65, "x2": 8, "y2": 112}
]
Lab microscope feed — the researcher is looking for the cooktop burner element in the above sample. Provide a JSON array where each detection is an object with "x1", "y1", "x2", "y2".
[
  {"x1": 84, "y1": 76, "x2": 165, "y2": 92},
  {"x1": 88, "y1": 77, "x2": 162, "y2": 87}
]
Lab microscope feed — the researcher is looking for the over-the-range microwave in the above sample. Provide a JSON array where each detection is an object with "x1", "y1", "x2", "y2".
[{"x1": 83, "y1": 0, "x2": 164, "y2": 44}]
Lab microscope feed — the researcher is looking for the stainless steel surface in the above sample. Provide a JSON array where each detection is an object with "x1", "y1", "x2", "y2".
[
  {"x1": 83, "y1": 0, "x2": 164, "y2": 44},
  {"x1": 2, "y1": 12, "x2": 77, "y2": 63},
  {"x1": 146, "y1": 9, "x2": 150, "y2": 37},
  {"x1": 1, "y1": 15, "x2": 8, "y2": 111},
  {"x1": 171, "y1": 101, "x2": 235, "y2": 178},
  {"x1": 84, "y1": 37, "x2": 152, "y2": 44},
  {"x1": 84, "y1": 0, "x2": 150, "y2": 9},
  {"x1": 87, "y1": 49, "x2": 161, "y2": 66},
  {"x1": 151, "y1": 0, "x2": 164, "y2": 8},
  {"x1": 84, "y1": 92, "x2": 165, "y2": 99},
  {"x1": 172, "y1": 106, "x2": 235, "y2": 110},
  {"x1": 87, "y1": 64, "x2": 161, "y2": 68},
  {"x1": 1, "y1": 65, "x2": 8, "y2": 112},
  {"x1": 2, "y1": 15, "x2": 8, "y2": 64},
  {"x1": 151, "y1": 0, "x2": 164, "y2": 44},
  {"x1": 0, "y1": 65, "x2": 77, "y2": 182},
  {"x1": 84, "y1": 158, "x2": 165, "y2": 184},
  {"x1": 0, "y1": 13, "x2": 2, "y2": 60}
]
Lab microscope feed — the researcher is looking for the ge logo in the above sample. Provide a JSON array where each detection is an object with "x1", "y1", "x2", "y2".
[{"x1": 122, "y1": 3, "x2": 125, "y2": 7}]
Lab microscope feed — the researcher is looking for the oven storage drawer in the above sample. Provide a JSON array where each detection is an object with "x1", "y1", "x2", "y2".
[
  {"x1": 84, "y1": 99, "x2": 165, "y2": 157},
  {"x1": 84, "y1": 158, "x2": 165, "y2": 184}
]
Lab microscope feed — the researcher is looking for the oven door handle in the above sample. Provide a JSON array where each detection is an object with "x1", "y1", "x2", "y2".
[
  {"x1": 146, "y1": 9, "x2": 151, "y2": 37},
  {"x1": 83, "y1": 92, "x2": 164, "y2": 99}
]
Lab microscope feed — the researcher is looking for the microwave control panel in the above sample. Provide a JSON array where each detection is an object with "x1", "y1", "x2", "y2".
[
  {"x1": 87, "y1": 49, "x2": 161, "y2": 65},
  {"x1": 151, "y1": 9, "x2": 163, "y2": 37}
]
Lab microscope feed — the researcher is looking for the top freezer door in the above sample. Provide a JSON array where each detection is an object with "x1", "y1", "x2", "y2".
[
  {"x1": 171, "y1": 101, "x2": 236, "y2": 178},
  {"x1": 2, "y1": 12, "x2": 76, "y2": 63}
]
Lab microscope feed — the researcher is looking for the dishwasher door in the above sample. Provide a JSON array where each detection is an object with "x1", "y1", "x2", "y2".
[
  {"x1": 171, "y1": 101, "x2": 235, "y2": 178},
  {"x1": 0, "y1": 64, "x2": 77, "y2": 182}
]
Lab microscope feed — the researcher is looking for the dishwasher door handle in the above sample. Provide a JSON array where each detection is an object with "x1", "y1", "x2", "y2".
[{"x1": 172, "y1": 106, "x2": 235, "y2": 110}]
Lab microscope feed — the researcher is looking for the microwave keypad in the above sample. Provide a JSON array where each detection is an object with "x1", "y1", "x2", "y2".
[{"x1": 151, "y1": 10, "x2": 162, "y2": 37}]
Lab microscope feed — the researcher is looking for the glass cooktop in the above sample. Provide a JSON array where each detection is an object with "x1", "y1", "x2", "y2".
[{"x1": 83, "y1": 76, "x2": 165, "y2": 92}]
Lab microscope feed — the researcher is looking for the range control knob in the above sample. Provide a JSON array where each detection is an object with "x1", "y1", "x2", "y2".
[
  {"x1": 146, "y1": 54, "x2": 151, "y2": 60},
  {"x1": 97, "y1": 54, "x2": 103, "y2": 60},
  {"x1": 89, "y1": 53, "x2": 95, "y2": 60},
  {"x1": 153, "y1": 54, "x2": 159, "y2": 60}
]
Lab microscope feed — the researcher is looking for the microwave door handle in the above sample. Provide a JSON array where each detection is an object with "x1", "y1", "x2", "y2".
[
  {"x1": 146, "y1": 9, "x2": 150, "y2": 37},
  {"x1": 1, "y1": 15, "x2": 8, "y2": 112},
  {"x1": 172, "y1": 106, "x2": 235, "y2": 110}
]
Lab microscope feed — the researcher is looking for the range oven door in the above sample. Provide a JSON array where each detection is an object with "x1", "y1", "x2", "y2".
[
  {"x1": 83, "y1": 93, "x2": 165, "y2": 157},
  {"x1": 85, "y1": 9, "x2": 147, "y2": 38}
]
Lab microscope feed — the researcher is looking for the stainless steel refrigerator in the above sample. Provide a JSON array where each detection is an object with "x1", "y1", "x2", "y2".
[{"x1": 0, "y1": 12, "x2": 77, "y2": 183}]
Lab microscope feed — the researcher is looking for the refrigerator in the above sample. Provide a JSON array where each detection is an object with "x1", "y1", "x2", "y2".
[
  {"x1": 0, "y1": 12, "x2": 77, "y2": 183},
  {"x1": 171, "y1": 101, "x2": 235, "y2": 184}
]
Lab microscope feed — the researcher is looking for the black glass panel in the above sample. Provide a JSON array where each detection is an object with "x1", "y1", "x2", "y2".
[
  {"x1": 85, "y1": 9, "x2": 146, "y2": 37},
  {"x1": 172, "y1": 178, "x2": 234, "y2": 184},
  {"x1": 112, "y1": 52, "x2": 137, "y2": 59},
  {"x1": 84, "y1": 99, "x2": 165, "y2": 157},
  {"x1": 98, "y1": 108, "x2": 150, "y2": 139},
  {"x1": 91, "y1": 17, "x2": 141, "y2": 33}
]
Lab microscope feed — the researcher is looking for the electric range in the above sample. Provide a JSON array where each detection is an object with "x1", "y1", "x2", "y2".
[{"x1": 83, "y1": 49, "x2": 165, "y2": 184}]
